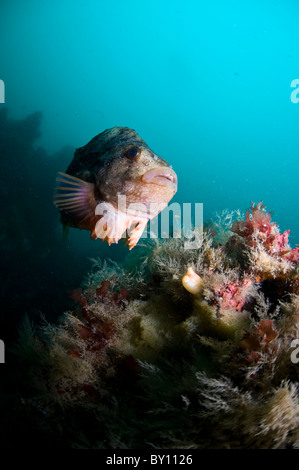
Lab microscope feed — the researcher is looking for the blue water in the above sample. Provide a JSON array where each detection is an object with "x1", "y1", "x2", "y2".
[{"x1": 1, "y1": 0, "x2": 299, "y2": 329}]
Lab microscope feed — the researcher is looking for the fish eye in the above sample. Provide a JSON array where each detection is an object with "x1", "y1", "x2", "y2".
[{"x1": 125, "y1": 147, "x2": 140, "y2": 159}]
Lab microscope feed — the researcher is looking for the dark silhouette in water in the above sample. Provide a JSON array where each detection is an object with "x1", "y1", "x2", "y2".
[
  {"x1": 0, "y1": 108, "x2": 112, "y2": 448},
  {"x1": 0, "y1": 108, "x2": 93, "y2": 342}
]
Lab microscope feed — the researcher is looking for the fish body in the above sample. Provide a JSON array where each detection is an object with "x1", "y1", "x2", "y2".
[{"x1": 54, "y1": 127, "x2": 177, "y2": 249}]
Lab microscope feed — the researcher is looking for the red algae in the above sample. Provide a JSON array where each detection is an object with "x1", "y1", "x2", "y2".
[{"x1": 231, "y1": 201, "x2": 299, "y2": 263}]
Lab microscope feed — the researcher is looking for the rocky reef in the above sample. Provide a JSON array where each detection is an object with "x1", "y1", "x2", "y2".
[
  {"x1": 12, "y1": 202, "x2": 299, "y2": 448},
  {"x1": 0, "y1": 108, "x2": 78, "y2": 336}
]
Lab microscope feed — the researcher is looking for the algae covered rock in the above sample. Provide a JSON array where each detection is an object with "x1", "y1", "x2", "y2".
[{"x1": 12, "y1": 203, "x2": 299, "y2": 449}]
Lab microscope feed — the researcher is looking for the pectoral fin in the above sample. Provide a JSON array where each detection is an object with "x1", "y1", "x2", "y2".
[{"x1": 54, "y1": 172, "x2": 97, "y2": 230}]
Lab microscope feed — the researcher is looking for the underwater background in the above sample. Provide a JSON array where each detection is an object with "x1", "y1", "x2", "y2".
[{"x1": 1, "y1": 0, "x2": 299, "y2": 450}]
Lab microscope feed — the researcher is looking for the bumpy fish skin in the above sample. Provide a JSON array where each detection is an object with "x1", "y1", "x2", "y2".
[
  {"x1": 54, "y1": 127, "x2": 177, "y2": 249},
  {"x1": 66, "y1": 127, "x2": 148, "y2": 181}
]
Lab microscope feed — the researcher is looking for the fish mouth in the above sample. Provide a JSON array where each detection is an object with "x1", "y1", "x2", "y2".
[{"x1": 142, "y1": 167, "x2": 177, "y2": 192}]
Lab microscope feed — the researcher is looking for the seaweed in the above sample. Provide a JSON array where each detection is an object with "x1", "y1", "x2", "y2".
[{"x1": 10, "y1": 203, "x2": 299, "y2": 448}]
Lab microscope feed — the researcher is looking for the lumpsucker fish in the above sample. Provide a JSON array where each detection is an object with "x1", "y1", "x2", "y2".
[{"x1": 54, "y1": 127, "x2": 177, "y2": 249}]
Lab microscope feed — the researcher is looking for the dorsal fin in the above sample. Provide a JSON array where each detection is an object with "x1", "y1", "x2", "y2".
[{"x1": 54, "y1": 172, "x2": 98, "y2": 229}]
